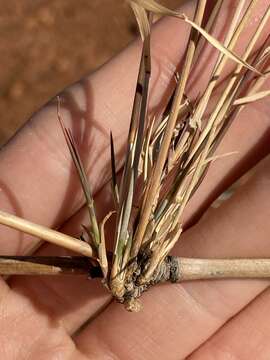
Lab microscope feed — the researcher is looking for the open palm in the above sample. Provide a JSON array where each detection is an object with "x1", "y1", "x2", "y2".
[{"x1": 0, "y1": 1, "x2": 270, "y2": 358}]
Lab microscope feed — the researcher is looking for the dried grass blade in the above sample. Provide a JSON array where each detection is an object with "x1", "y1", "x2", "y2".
[
  {"x1": 213, "y1": 0, "x2": 246, "y2": 72},
  {"x1": 234, "y1": 90, "x2": 270, "y2": 105},
  {"x1": 142, "y1": 115, "x2": 155, "y2": 181},
  {"x1": 131, "y1": 0, "x2": 261, "y2": 73},
  {"x1": 110, "y1": 132, "x2": 119, "y2": 206},
  {"x1": 187, "y1": 0, "x2": 259, "y2": 158},
  {"x1": 57, "y1": 99, "x2": 100, "y2": 248},
  {"x1": 187, "y1": 1, "x2": 268, "y2": 166},
  {"x1": 188, "y1": 151, "x2": 238, "y2": 175},
  {"x1": 182, "y1": 15, "x2": 262, "y2": 75},
  {"x1": 99, "y1": 211, "x2": 115, "y2": 279},
  {"x1": 129, "y1": 0, "x2": 178, "y2": 17},
  {"x1": 130, "y1": 2, "x2": 150, "y2": 40},
  {"x1": 131, "y1": 0, "x2": 207, "y2": 259},
  {"x1": 173, "y1": 6, "x2": 270, "y2": 225},
  {"x1": 111, "y1": 21, "x2": 152, "y2": 283},
  {"x1": 133, "y1": 35, "x2": 151, "y2": 180}
]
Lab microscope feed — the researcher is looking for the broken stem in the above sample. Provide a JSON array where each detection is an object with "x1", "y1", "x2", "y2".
[
  {"x1": 124, "y1": 256, "x2": 270, "y2": 311},
  {"x1": 0, "y1": 256, "x2": 98, "y2": 276},
  {"x1": 155, "y1": 257, "x2": 270, "y2": 283}
]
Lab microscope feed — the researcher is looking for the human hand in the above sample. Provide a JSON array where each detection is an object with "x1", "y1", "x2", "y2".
[{"x1": 0, "y1": 1, "x2": 269, "y2": 358}]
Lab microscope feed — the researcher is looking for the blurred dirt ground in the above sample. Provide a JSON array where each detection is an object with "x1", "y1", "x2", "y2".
[{"x1": 0, "y1": 0, "x2": 179, "y2": 145}]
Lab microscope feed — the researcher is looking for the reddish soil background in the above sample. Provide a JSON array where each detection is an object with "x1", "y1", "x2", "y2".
[{"x1": 0, "y1": 0, "x2": 180, "y2": 145}]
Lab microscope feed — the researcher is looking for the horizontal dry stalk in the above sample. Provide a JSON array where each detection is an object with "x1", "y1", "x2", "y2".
[
  {"x1": 0, "y1": 256, "x2": 95, "y2": 276},
  {"x1": 0, "y1": 210, "x2": 93, "y2": 257}
]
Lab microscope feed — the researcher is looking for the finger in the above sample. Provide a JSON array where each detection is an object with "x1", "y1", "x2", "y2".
[
  {"x1": 0, "y1": 276, "x2": 82, "y2": 359},
  {"x1": 0, "y1": 1, "x2": 194, "y2": 255},
  {"x1": 188, "y1": 287, "x2": 270, "y2": 359},
  {"x1": 8, "y1": 0, "x2": 270, "y2": 336},
  {"x1": 73, "y1": 153, "x2": 270, "y2": 359}
]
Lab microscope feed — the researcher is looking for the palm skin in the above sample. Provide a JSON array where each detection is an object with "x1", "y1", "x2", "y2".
[{"x1": 0, "y1": 1, "x2": 269, "y2": 358}]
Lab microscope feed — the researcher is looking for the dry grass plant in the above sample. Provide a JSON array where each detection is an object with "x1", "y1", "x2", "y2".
[{"x1": 0, "y1": 0, "x2": 269, "y2": 311}]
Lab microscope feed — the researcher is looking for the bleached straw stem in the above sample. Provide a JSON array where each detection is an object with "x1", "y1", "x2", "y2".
[{"x1": 0, "y1": 210, "x2": 93, "y2": 257}]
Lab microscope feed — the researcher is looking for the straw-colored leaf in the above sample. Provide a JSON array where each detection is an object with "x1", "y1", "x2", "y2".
[
  {"x1": 182, "y1": 15, "x2": 262, "y2": 75},
  {"x1": 130, "y1": 2, "x2": 150, "y2": 40},
  {"x1": 129, "y1": 0, "x2": 178, "y2": 16},
  {"x1": 99, "y1": 211, "x2": 115, "y2": 279},
  {"x1": 57, "y1": 98, "x2": 100, "y2": 249},
  {"x1": 130, "y1": 0, "x2": 262, "y2": 74},
  {"x1": 234, "y1": 90, "x2": 270, "y2": 105},
  {"x1": 130, "y1": 0, "x2": 207, "y2": 259},
  {"x1": 110, "y1": 132, "x2": 119, "y2": 205}
]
